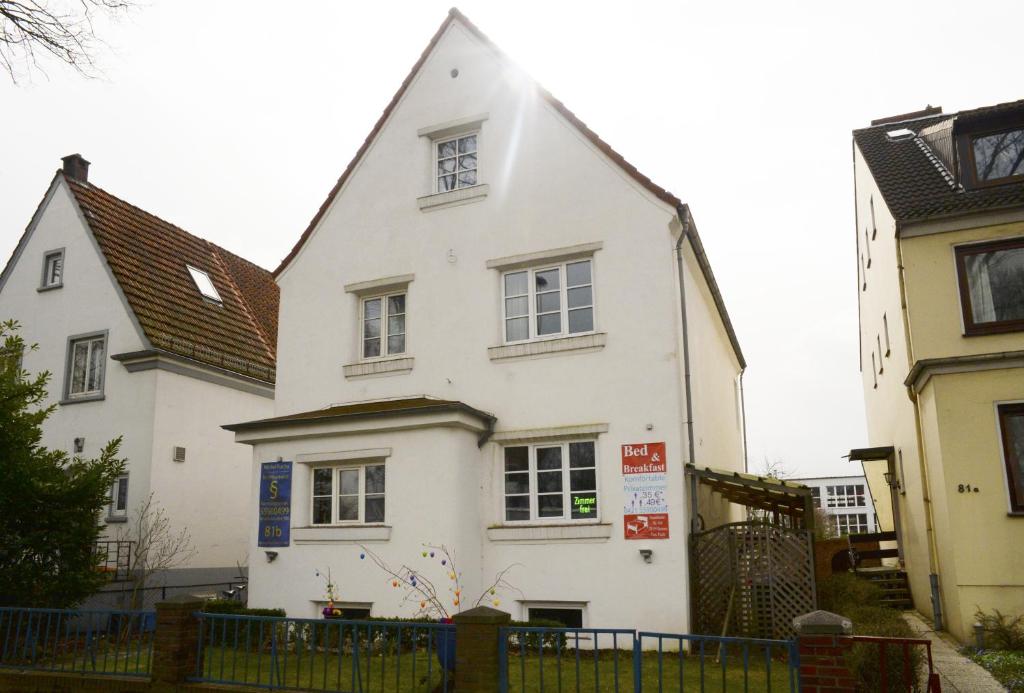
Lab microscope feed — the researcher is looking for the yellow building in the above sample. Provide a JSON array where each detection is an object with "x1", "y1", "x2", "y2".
[{"x1": 851, "y1": 99, "x2": 1024, "y2": 643}]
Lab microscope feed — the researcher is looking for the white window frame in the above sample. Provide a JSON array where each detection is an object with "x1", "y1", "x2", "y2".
[
  {"x1": 434, "y1": 131, "x2": 479, "y2": 193},
  {"x1": 826, "y1": 484, "x2": 866, "y2": 509},
  {"x1": 41, "y1": 249, "x2": 64, "y2": 289},
  {"x1": 360, "y1": 292, "x2": 407, "y2": 360},
  {"x1": 502, "y1": 441, "x2": 599, "y2": 524},
  {"x1": 501, "y1": 260, "x2": 596, "y2": 344},
  {"x1": 109, "y1": 474, "x2": 129, "y2": 519},
  {"x1": 310, "y1": 463, "x2": 386, "y2": 526},
  {"x1": 832, "y1": 513, "x2": 869, "y2": 536},
  {"x1": 64, "y1": 331, "x2": 107, "y2": 401},
  {"x1": 186, "y1": 265, "x2": 222, "y2": 304}
]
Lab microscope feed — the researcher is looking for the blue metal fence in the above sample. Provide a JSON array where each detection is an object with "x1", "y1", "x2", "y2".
[
  {"x1": 499, "y1": 625, "x2": 800, "y2": 692},
  {"x1": 191, "y1": 612, "x2": 454, "y2": 691},
  {"x1": 0, "y1": 607, "x2": 154, "y2": 676}
]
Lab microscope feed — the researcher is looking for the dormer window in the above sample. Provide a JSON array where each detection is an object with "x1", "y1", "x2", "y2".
[
  {"x1": 187, "y1": 265, "x2": 222, "y2": 304},
  {"x1": 968, "y1": 127, "x2": 1024, "y2": 186}
]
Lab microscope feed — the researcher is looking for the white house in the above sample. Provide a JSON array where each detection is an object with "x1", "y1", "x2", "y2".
[
  {"x1": 227, "y1": 9, "x2": 747, "y2": 632},
  {"x1": 0, "y1": 155, "x2": 278, "y2": 596},
  {"x1": 791, "y1": 475, "x2": 878, "y2": 536}
]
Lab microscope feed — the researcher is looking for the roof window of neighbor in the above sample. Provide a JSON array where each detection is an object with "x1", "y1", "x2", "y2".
[
  {"x1": 970, "y1": 127, "x2": 1024, "y2": 184},
  {"x1": 187, "y1": 265, "x2": 222, "y2": 303},
  {"x1": 886, "y1": 128, "x2": 916, "y2": 141}
]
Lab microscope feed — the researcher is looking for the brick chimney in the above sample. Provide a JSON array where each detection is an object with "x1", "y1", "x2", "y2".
[{"x1": 61, "y1": 153, "x2": 90, "y2": 182}]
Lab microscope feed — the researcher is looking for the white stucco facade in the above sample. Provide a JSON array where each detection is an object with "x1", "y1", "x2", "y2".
[
  {"x1": 235, "y1": 15, "x2": 745, "y2": 633},
  {"x1": 0, "y1": 173, "x2": 275, "y2": 585}
]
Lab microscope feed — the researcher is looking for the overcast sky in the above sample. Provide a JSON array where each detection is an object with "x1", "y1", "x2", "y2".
[{"x1": 2, "y1": 0, "x2": 1021, "y2": 477}]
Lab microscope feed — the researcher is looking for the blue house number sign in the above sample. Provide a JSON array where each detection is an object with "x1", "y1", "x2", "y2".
[{"x1": 258, "y1": 461, "x2": 292, "y2": 547}]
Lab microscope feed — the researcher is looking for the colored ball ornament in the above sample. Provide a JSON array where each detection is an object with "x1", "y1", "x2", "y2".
[
  {"x1": 359, "y1": 553, "x2": 365, "y2": 560},
  {"x1": 421, "y1": 551, "x2": 427, "y2": 557},
  {"x1": 490, "y1": 589, "x2": 495, "y2": 595},
  {"x1": 454, "y1": 589, "x2": 461, "y2": 596},
  {"x1": 493, "y1": 600, "x2": 500, "y2": 607},
  {"x1": 420, "y1": 601, "x2": 426, "y2": 609},
  {"x1": 392, "y1": 580, "x2": 399, "y2": 587},
  {"x1": 441, "y1": 560, "x2": 446, "y2": 565},
  {"x1": 429, "y1": 551, "x2": 435, "y2": 558},
  {"x1": 453, "y1": 598, "x2": 460, "y2": 606},
  {"x1": 449, "y1": 572, "x2": 456, "y2": 580}
]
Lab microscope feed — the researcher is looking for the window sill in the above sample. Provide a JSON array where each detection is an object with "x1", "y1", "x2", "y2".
[
  {"x1": 37, "y1": 284, "x2": 63, "y2": 292},
  {"x1": 488, "y1": 333, "x2": 606, "y2": 362},
  {"x1": 59, "y1": 394, "x2": 105, "y2": 406},
  {"x1": 293, "y1": 525, "x2": 392, "y2": 544},
  {"x1": 1008, "y1": 512, "x2": 1024, "y2": 518},
  {"x1": 487, "y1": 523, "x2": 612, "y2": 543},
  {"x1": 343, "y1": 357, "x2": 414, "y2": 379},
  {"x1": 105, "y1": 516, "x2": 128, "y2": 524},
  {"x1": 963, "y1": 322, "x2": 1024, "y2": 337},
  {"x1": 417, "y1": 184, "x2": 489, "y2": 211}
]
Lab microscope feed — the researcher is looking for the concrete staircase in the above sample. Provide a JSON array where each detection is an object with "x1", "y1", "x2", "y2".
[{"x1": 856, "y1": 567, "x2": 913, "y2": 610}]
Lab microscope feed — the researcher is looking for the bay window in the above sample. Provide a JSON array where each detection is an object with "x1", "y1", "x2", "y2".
[
  {"x1": 312, "y1": 464, "x2": 386, "y2": 525},
  {"x1": 503, "y1": 260, "x2": 594, "y2": 343},
  {"x1": 503, "y1": 441, "x2": 598, "y2": 522}
]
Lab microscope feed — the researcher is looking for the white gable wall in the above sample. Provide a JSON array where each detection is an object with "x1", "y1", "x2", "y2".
[{"x1": 0, "y1": 178, "x2": 157, "y2": 532}]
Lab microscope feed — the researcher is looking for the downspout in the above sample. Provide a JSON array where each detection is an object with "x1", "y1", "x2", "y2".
[
  {"x1": 676, "y1": 205, "x2": 698, "y2": 533},
  {"x1": 739, "y1": 369, "x2": 749, "y2": 474},
  {"x1": 895, "y1": 231, "x2": 944, "y2": 631}
]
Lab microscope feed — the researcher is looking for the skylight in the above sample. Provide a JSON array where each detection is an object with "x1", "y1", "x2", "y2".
[
  {"x1": 187, "y1": 265, "x2": 222, "y2": 303},
  {"x1": 886, "y1": 128, "x2": 916, "y2": 141}
]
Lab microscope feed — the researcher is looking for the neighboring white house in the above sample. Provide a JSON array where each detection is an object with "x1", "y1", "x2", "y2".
[
  {"x1": 0, "y1": 155, "x2": 278, "y2": 597},
  {"x1": 792, "y1": 475, "x2": 878, "y2": 536},
  {"x1": 227, "y1": 9, "x2": 747, "y2": 633}
]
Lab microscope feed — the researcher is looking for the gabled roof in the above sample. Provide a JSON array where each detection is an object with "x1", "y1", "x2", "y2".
[
  {"x1": 853, "y1": 99, "x2": 1024, "y2": 225},
  {"x1": 273, "y1": 7, "x2": 682, "y2": 279},
  {"x1": 64, "y1": 176, "x2": 279, "y2": 383}
]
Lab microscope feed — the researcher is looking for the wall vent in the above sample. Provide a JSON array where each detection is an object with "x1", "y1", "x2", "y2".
[
  {"x1": 173, "y1": 446, "x2": 186, "y2": 463},
  {"x1": 73, "y1": 437, "x2": 85, "y2": 453}
]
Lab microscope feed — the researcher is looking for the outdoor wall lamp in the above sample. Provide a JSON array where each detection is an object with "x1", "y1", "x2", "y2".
[
  {"x1": 639, "y1": 549, "x2": 653, "y2": 564},
  {"x1": 883, "y1": 472, "x2": 902, "y2": 491},
  {"x1": 265, "y1": 551, "x2": 278, "y2": 563}
]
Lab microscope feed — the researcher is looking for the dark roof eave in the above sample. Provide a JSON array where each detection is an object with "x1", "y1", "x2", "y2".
[
  {"x1": 223, "y1": 401, "x2": 496, "y2": 433},
  {"x1": 111, "y1": 348, "x2": 276, "y2": 388},
  {"x1": 846, "y1": 446, "x2": 895, "y2": 462}
]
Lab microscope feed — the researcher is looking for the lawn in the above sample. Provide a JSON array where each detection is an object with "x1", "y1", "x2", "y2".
[{"x1": 194, "y1": 646, "x2": 796, "y2": 692}]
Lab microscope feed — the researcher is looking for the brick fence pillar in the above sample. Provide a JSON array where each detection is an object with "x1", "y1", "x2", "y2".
[
  {"x1": 453, "y1": 605, "x2": 511, "y2": 693},
  {"x1": 151, "y1": 595, "x2": 204, "y2": 691},
  {"x1": 793, "y1": 610, "x2": 856, "y2": 693}
]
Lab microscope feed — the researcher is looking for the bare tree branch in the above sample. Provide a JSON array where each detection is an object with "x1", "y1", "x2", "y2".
[
  {"x1": 115, "y1": 493, "x2": 197, "y2": 608},
  {"x1": 0, "y1": 0, "x2": 137, "y2": 83}
]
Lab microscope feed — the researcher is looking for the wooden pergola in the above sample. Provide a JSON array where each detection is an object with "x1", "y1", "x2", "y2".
[{"x1": 686, "y1": 464, "x2": 816, "y2": 532}]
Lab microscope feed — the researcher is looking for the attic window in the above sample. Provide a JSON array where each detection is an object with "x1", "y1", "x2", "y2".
[
  {"x1": 886, "y1": 128, "x2": 915, "y2": 141},
  {"x1": 969, "y1": 127, "x2": 1024, "y2": 186},
  {"x1": 187, "y1": 265, "x2": 222, "y2": 303}
]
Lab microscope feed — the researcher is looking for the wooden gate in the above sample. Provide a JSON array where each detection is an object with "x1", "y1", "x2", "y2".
[{"x1": 691, "y1": 521, "x2": 816, "y2": 640}]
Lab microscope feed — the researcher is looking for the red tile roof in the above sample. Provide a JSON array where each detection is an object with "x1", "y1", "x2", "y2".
[
  {"x1": 273, "y1": 8, "x2": 682, "y2": 278},
  {"x1": 66, "y1": 177, "x2": 279, "y2": 383}
]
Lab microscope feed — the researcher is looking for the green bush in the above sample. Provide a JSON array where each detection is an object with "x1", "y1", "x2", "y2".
[
  {"x1": 816, "y1": 575, "x2": 926, "y2": 691},
  {"x1": 974, "y1": 609, "x2": 1024, "y2": 652},
  {"x1": 201, "y1": 599, "x2": 285, "y2": 617}
]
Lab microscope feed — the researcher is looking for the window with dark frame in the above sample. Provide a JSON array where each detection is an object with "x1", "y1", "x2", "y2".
[
  {"x1": 998, "y1": 403, "x2": 1024, "y2": 513},
  {"x1": 955, "y1": 237, "x2": 1024, "y2": 335},
  {"x1": 864, "y1": 228, "x2": 871, "y2": 267},
  {"x1": 870, "y1": 196, "x2": 877, "y2": 240},
  {"x1": 883, "y1": 313, "x2": 891, "y2": 356},
  {"x1": 526, "y1": 607, "x2": 583, "y2": 628},
  {"x1": 967, "y1": 127, "x2": 1024, "y2": 187}
]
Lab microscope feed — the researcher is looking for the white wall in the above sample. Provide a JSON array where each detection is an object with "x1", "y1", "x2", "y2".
[
  {"x1": 248, "y1": 20, "x2": 743, "y2": 633},
  {"x1": 0, "y1": 179, "x2": 156, "y2": 532}
]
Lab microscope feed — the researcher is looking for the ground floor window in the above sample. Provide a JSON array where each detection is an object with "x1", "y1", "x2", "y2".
[
  {"x1": 525, "y1": 606, "x2": 584, "y2": 628},
  {"x1": 831, "y1": 513, "x2": 869, "y2": 536},
  {"x1": 998, "y1": 403, "x2": 1024, "y2": 512},
  {"x1": 316, "y1": 602, "x2": 372, "y2": 620},
  {"x1": 503, "y1": 441, "x2": 597, "y2": 522},
  {"x1": 311, "y1": 464, "x2": 385, "y2": 525},
  {"x1": 108, "y1": 474, "x2": 128, "y2": 518}
]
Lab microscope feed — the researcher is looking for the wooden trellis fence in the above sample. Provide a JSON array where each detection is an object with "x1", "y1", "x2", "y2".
[{"x1": 691, "y1": 521, "x2": 816, "y2": 640}]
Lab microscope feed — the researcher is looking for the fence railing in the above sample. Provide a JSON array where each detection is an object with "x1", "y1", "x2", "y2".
[
  {"x1": 851, "y1": 635, "x2": 941, "y2": 692},
  {"x1": 498, "y1": 626, "x2": 799, "y2": 693},
  {"x1": 0, "y1": 607, "x2": 154, "y2": 676},
  {"x1": 191, "y1": 612, "x2": 454, "y2": 691}
]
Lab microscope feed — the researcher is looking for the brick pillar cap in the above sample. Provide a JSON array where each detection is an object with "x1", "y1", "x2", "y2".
[
  {"x1": 155, "y1": 594, "x2": 206, "y2": 609},
  {"x1": 793, "y1": 610, "x2": 853, "y2": 635},
  {"x1": 452, "y1": 605, "x2": 511, "y2": 624}
]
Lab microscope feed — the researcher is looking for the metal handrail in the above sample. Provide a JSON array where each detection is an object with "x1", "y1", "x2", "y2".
[{"x1": 851, "y1": 635, "x2": 941, "y2": 692}]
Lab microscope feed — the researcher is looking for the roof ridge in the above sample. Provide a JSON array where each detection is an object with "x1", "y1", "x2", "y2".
[
  {"x1": 273, "y1": 8, "x2": 682, "y2": 277},
  {"x1": 65, "y1": 175, "x2": 273, "y2": 275}
]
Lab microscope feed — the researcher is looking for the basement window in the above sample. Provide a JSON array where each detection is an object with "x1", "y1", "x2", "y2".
[{"x1": 187, "y1": 265, "x2": 222, "y2": 304}]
